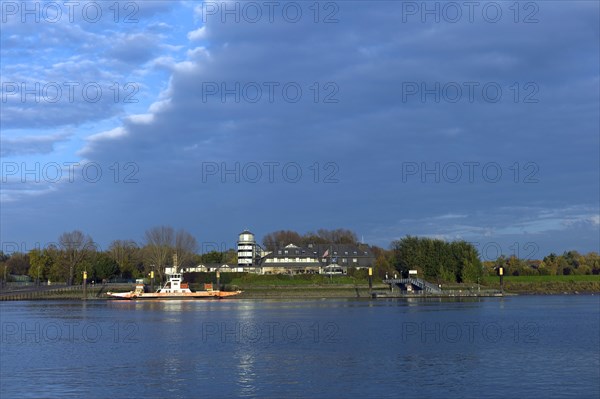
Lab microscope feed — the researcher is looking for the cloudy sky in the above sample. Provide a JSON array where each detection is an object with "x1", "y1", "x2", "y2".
[{"x1": 1, "y1": 0, "x2": 598, "y2": 259}]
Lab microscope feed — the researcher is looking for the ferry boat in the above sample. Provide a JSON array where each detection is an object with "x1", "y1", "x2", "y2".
[{"x1": 107, "y1": 263, "x2": 242, "y2": 300}]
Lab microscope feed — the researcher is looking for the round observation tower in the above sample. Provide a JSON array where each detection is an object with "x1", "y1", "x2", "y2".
[{"x1": 237, "y1": 230, "x2": 256, "y2": 267}]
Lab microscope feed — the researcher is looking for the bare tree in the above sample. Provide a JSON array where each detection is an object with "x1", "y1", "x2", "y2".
[
  {"x1": 5, "y1": 253, "x2": 30, "y2": 275},
  {"x1": 316, "y1": 228, "x2": 358, "y2": 245},
  {"x1": 175, "y1": 229, "x2": 198, "y2": 269},
  {"x1": 59, "y1": 230, "x2": 94, "y2": 285},
  {"x1": 108, "y1": 239, "x2": 140, "y2": 279},
  {"x1": 263, "y1": 228, "x2": 358, "y2": 249},
  {"x1": 143, "y1": 226, "x2": 174, "y2": 281},
  {"x1": 262, "y1": 230, "x2": 302, "y2": 250}
]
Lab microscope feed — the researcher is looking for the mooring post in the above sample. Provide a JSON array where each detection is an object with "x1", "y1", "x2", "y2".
[
  {"x1": 368, "y1": 267, "x2": 373, "y2": 291},
  {"x1": 83, "y1": 271, "x2": 87, "y2": 300}
]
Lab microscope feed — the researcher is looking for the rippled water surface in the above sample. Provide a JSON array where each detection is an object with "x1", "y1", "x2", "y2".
[{"x1": 1, "y1": 296, "x2": 599, "y2": 398}]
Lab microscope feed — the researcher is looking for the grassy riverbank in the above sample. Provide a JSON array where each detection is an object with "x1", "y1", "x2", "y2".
[
  {"x1": 482, "y1": 275, "x2": 600, "y2": 294},
  {"x1": 225, "y1": 274, "x2": 599, "y2": 297},
  {"x1": 222, "y1": 274, "x2": 380, "y2": 298}
]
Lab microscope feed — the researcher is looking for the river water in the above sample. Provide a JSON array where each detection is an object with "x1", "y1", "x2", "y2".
[{"x1": 1, "y1": 296, "x2": 598, "y2": 398}]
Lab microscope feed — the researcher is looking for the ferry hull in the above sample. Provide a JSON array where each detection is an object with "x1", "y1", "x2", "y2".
[{"x1": 106, "y1": 290, "x2": 242, "y2": 300}]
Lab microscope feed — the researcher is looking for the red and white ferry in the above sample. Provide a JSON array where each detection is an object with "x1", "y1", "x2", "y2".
[{"x1": 107, "y1": 269, "x2": 241, "y2": 300}]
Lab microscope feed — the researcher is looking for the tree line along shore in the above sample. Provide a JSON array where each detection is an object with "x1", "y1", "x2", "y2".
[{"x1": 1, "y1": 228, "x2": 598, "y2": 296}]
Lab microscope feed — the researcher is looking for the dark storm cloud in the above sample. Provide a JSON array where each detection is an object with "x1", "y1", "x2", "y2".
[{"x1": 2, "y1": 1, "x2": 598, "y2": 254}]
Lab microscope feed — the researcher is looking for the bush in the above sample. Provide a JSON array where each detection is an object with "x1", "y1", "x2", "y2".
[
  {"x1": 519, "y1": 266, "x2": 539, "y2": 276},
  {"x1": 576, "y1": 265, "x2": 592, "y2": 275},
  {"x1": 347, "y1": 267, "x2": 368, "y2": 279},
  {"x1": 537, "y1": 266, "x2": 550, "y2": 275}
]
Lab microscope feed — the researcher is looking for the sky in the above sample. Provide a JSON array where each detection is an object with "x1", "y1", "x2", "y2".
[{"x1": 1, "y1": 0, "x2": 598, "y2": 261}]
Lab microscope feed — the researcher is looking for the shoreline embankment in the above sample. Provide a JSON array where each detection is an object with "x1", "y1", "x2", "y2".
[{"x1": 1, "y1": 280, "x2": 598, "y2": 301}]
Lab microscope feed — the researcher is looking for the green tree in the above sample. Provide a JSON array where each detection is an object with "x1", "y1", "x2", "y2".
[
  {"x1": 438, "y1": 264, "x2": 455, "y2": 282},
  {"x1": 93, "y1": 253, "x2": 119, "y2": 281},
  {"x1": 586, "y1": 252, "x2": 600, "y2": 275},
  {"x1": 391, "y1": 236, "x2": 481, "y2": 283},
  {"x1": 374, "y1": 253, "x2": 395, "y2": 279},
  {"x1": 222, "y1": 249, "x2": 238, "y2": 264},
  {"x1": 28, "y1": 249, "x2": 55, "y2": 283},
  {"x1": 542, "y1": 253, "x2": 559, "y2": 275},
  {"x1": 201, "y1": 250, "x2": 223, "y2": 263},
  {"x1": 460, "y1": 253, "x2": 483, "y2": 283}
]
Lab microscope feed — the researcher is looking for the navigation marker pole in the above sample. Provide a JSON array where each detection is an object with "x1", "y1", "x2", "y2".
[{"x1": 83, "y1": 270, "x2": 87, "y2": 300}]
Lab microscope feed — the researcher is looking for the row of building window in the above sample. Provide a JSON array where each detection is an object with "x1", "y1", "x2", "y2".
[
  {"x1": 267, "y1": 257, "x2": 359, "y2": 263},
  {"x1": 276, "y1": 249, "x2": 368, "y2": 256}
]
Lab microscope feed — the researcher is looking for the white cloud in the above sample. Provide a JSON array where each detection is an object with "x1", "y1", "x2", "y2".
[
  {"x1": 87, "y1": 127, "x2": 128, "y2": 142},
  {"x1": 433, "y1": 213, "x2": 467, "y2": 220},
  {"x1": 80, "y1": 127, "x2": 128, "y2": 156},
  {"x1": 187, "y1": 46, "x2": 210, "y2": 59},
  {"x1": 148, "y1": 98, "x2": 172, "y2": 114},
  {"x1": 187, "y1": 26, "x2": 207, "y2": 41},
  {"x1": 0, "y1": 185, "x2": 59, "y2": 203},
  {"x1": 127, "y1": 113, "x2": 155, "y2": 125}
]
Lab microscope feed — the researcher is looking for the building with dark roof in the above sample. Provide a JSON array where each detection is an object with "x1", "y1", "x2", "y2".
[
  {"x1": 235, "y1": 229, "x2": 375, "y2": 274},
  {"x1": 259, "y1": 242, "x2": 375, "y2": 274}
]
